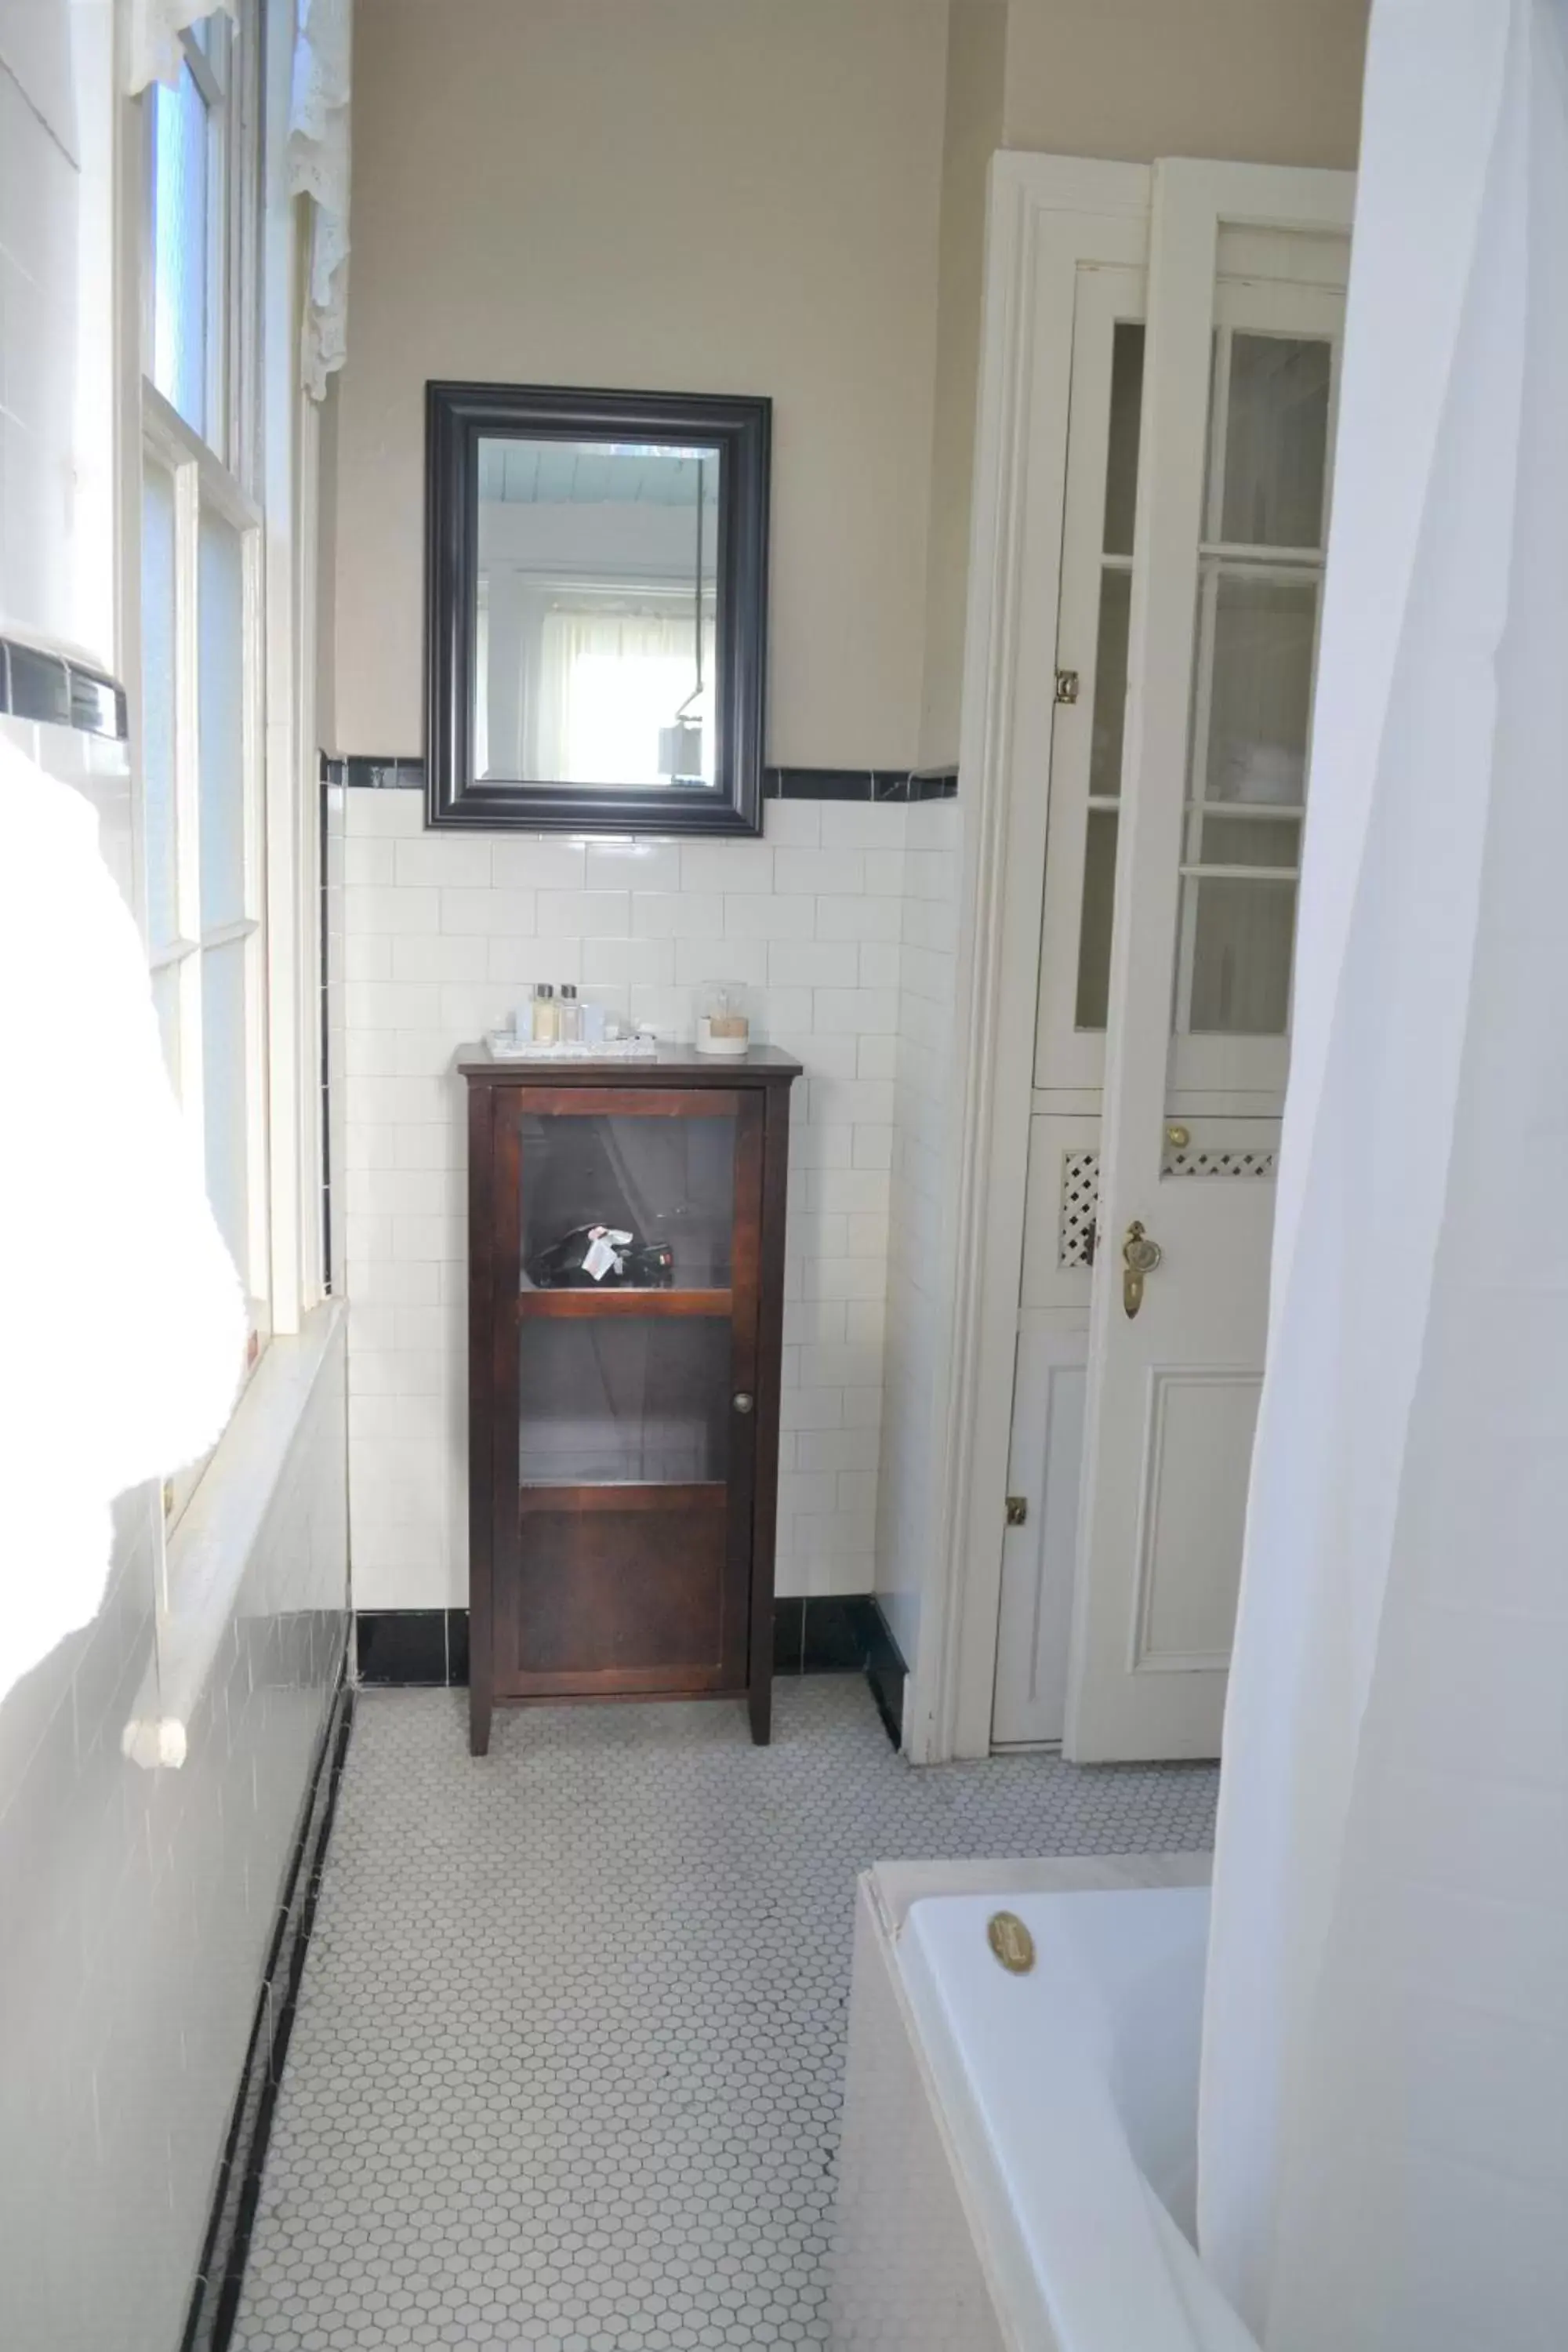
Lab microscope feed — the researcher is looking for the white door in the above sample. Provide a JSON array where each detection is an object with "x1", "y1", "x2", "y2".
[
  {"x1": 1065, "y1": 163, "x2": 1352, "y2": 1762},
  {"x1": 991, "y1": 262, "x2": 1142, "y2": 1747}
]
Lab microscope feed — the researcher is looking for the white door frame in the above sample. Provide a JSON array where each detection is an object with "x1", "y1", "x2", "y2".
[
  {"x1": 903, "y1": 154, "x2": 1150, "y2": 1763},
  {"x1": 907, "y1": 153, "x2": 1354, "y2": 1764}
]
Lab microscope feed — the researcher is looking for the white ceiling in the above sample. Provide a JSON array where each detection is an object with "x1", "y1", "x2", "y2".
[{"x1": 477, "y1": 441, "x2": 714, "y2": 507}]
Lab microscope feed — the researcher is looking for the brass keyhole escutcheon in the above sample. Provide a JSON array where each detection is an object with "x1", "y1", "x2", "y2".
[{"x1": 1122, "y1": 1221, "x2": 1163, "y2": 1319}]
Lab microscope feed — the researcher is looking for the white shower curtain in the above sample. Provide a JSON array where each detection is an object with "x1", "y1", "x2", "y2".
[{"x1": 1197, "y1": 4, "x2": 1568, "y2": 2348}]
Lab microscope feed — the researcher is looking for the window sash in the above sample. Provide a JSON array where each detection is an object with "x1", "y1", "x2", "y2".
[
  {"x1": 141, "y1": 392, "x2": 270, "y2": 1342},
  {"x1": 142, "y1": 9, "x2": 263, "y2": 485}
]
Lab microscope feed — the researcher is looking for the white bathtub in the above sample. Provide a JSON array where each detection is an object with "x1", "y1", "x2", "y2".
[{"x1": 830, "y1": 1858, "x2": 1252, "y2": 2352}]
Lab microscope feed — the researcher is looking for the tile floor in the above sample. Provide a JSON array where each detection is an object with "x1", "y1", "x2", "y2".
[{"x1": 234, "y1": 1678, "x2": 1218, "y2": 2351}]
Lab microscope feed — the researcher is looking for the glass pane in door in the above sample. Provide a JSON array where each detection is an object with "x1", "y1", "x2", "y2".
[
  {"x1": 1177, "y1": 320, "x2": 1333, "y2": 1043},
  {"x1": 1102, "y1": 324, "x2": 1145, "y2": 555},
  {"x1": 1218, "y1": 334, "x2": 1331, "y2": 549},
  {"x1": 1073, "y1": 321, "x2": 1144, "y2": 1036},
  {"x1": 1203, "y1": 572, "x2": 1317, "y2": 805},
  {"x1": 517, "y1": 1318, "x2": 731, "y2": 1485},
  {"x1": 1076, "y1": 808, "x2": 1120, "y2": 1029},
  {"x1": 1089, "y1": 568, "x2": 1131, "y2": 800},
  {"x1": 520, "y1": 1110, "x2": 736, "y2": 1289},
  {"x1": 1185, "y1": 877, "x2": 1297, "y2": 1034}
]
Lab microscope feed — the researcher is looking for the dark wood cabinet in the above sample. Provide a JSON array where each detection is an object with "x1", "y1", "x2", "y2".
[{"x1": 459, "y1": 1045, "x2": 800, "y2": 1755}]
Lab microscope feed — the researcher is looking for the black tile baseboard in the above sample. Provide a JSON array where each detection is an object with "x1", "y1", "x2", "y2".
[
  {"x1": 2, "y1": 636, "x2": 128, "y2": 739},
  {"x1": 772, "y1": 1596, "x2": 805, "y2": 1673},
  {"x1": 180, "y1": 1668, "x2": 354, "y2": 2352},
  {"x1": 321, "y1": 754, "x2": 957, "y2": 804},
  {"x1": 355, "y1": 1600, "x2": 907, "y2": 1745},
  {"x1": 858, "y1": 1597, "x2": 909, "y2": 1751},
  {"x1": 356, "y1": 1608, "x2": 466, "y2": 1686}
]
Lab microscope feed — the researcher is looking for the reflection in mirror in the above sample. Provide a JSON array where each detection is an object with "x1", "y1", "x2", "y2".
[{"x1": 474, "y1": 437, "x2": 720, "y2": 790}]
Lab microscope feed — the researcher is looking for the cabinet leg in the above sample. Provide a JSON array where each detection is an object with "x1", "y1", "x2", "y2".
[
  {"x1": 749, "y1": 1679, "x2": 772, "y2": 1747},
  {"x1": 470, "y1": 1683, "x2": 492, "y2": 1757}
]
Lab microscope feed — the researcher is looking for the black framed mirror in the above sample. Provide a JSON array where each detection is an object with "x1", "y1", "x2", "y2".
[{"x1": 425, "y1": 383, "x2": 770, "y2": 834}]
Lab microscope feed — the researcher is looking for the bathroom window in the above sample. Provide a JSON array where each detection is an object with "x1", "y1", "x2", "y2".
[{"x1": 139, "y1": 2, "x2": 270, "y2": 1499}]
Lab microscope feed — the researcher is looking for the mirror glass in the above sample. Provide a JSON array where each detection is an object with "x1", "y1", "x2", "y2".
[{"x1": 473, "y1": 436, "x2": 721, "y2": 789}]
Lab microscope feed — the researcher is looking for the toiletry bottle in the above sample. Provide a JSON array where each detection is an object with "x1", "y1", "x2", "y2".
[
  {"x1": 532, "y1": 983, "x2": 559, "y2": 1043},
  {"x1": 580, "y1": 1000, "x2": 607, "y2": 1045},
  {"x1": 558, "y1": 983, "x2": 583, "y2": 1044}
]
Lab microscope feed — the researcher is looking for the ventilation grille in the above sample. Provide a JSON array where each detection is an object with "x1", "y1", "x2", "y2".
[
  {"x1": 1161, "y1": 1145, "x2": 1277, "y2": 1180},
  {"x1": 1058, "y1": 1150, "x2": 1100, "y2": 1268}
]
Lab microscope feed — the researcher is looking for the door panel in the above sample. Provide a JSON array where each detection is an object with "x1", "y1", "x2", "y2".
[
  {"x1": 992, "y1": 1318, "x2": 1086, "y2": 1747},
  {"x1": 1132, "y1": 1368, "x2": 1260, "y2": 1666},
  {"x1": 506, "y1": 1486, "x2": 731, "y2": 1694}
]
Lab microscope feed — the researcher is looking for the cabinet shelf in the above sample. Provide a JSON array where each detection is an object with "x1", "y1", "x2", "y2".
[{"x1": 514, "y1": 1284, "x2": 734, "y2": 1319}]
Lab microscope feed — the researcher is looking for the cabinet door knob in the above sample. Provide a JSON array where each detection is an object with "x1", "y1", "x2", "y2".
[{"x1": 732, "y1": 1391, "x2": 755, "y2": 1414}]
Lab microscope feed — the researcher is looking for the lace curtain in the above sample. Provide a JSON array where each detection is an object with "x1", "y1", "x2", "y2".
[
  {"x1": 288, "y1": 0, "x2": 353, "y2": 400},
  {"x1": 125, "y1": 0, "x2": 352, "y2": 398},
  {"x1": 125, "y1": 0, "x2": 235, "y2": 94}
]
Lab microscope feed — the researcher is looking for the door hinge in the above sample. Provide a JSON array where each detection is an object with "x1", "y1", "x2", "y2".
[
  {"x1": 1054, "y1": 669, "x2": 1080, "y2": 706},
  {"x1": 1005, "y1": 1495, "x2": 1029, "y2": 1527}
]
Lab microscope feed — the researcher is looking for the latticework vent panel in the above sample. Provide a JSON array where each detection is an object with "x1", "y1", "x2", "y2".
[
  {"x1": 1162, "y1": 1145, "x2": 1277, "y2": 1179},
  {"x1": 1058, "y1": 1149, "x2": 1101, "y2": 1268}
]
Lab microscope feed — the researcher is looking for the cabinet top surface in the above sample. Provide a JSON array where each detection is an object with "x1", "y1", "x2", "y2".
[{"x1": 456, "y1": 1042, "x2": 803, "y2": 1083}]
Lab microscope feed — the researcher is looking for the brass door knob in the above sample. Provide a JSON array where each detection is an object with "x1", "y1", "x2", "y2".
[
  {"x1": 1122, "y1": 1221, "x2": 1163, "y2": 1319},
  {"x1": 732, "y1": 1391, "x2": 755, "y2": 1414}
]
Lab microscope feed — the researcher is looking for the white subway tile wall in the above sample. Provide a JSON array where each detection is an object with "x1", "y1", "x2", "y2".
[
  {"x1": 876, "y1": 796, "x2": 964, "y2": 1673},
  {"x1": 0, "y1": 1229, "x2": 348, "y2": 2352},
  {"x1": 0, "y1": 709, "x2": 350, "y2": 2352},
  {"x1": 339, "y1": 795, "x2": 913, "y2": 1606}
]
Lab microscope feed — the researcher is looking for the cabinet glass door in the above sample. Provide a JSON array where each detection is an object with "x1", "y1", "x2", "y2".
[{"x1": 495, "y1": 1089, "x2": 760, "y2": 1697}]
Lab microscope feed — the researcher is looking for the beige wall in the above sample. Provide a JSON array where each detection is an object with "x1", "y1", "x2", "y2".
[
  {"x1": 918, "y1": 0, "x2": 1007, "y2": 768},
  {"x1": 1000, "y1": 0, "x2": 1368, "y2": 167},
  {"x1": 331, "y1": 0, "x2": 947, "y2": 767}
]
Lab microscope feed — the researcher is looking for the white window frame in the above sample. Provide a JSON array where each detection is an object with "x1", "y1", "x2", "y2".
[{"x1": 136, "y1": 2, "x2": 274, "y2": 1527}]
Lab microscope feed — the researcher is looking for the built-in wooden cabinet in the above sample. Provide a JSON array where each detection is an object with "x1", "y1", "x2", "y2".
[{"x1": 459, "y1": 1047, "x2": 800, "y2": 1755}]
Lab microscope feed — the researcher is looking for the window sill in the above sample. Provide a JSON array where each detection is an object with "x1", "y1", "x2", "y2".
[{"x1": 121, "y1": 1300, "x2": 345, "y2": 1769}]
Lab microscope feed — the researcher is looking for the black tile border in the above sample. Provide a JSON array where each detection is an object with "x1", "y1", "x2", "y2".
[
  {"x1": 356, "y1": 1606, "x2": 462, "y2": 1686},
  {"x1": 354, "y1": 1599, "x2": 906, "y2": 1747},
  {"x1": 857, "y1": 1597, "x2": 909, "y2": 1753},
  {"x1": 321, "y1": 753, "x2": 956, "y2": 804},
  {"x1": 180, "y1": 1662, "x2": 354, "y2": 2352},
  {"x1": 772, "y1": 1595, "x2": 805, "y2": 1674},
  {"x1": 2, "y1": 636, "x2": 128, "y2": 739}
]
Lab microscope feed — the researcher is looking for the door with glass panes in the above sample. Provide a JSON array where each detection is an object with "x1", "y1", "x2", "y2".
[{"x1": 992, "y1": 165, "x2": 1350, "y2": 1759}]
